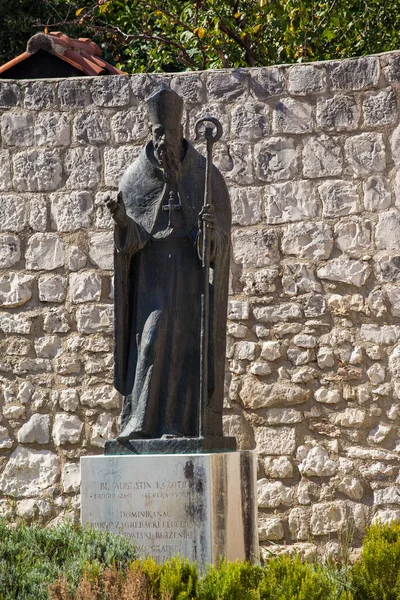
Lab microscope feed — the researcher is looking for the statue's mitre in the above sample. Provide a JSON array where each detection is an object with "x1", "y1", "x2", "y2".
[{"x1": 147, "y1": 87, "x2": 184, "y2": 127}]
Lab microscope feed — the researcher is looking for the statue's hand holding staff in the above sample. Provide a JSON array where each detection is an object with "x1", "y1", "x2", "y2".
[
  {"x1": 104, "y1": 191, "x2": 128, "y2": 228},
  {"x1": 198, "y1": 204, "x2": 216, "y2": 230}
]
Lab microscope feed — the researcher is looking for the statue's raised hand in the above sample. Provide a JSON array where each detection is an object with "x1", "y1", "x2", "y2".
[{"x1": 105, "y1": 191, "x2": 128, "y2": 228}]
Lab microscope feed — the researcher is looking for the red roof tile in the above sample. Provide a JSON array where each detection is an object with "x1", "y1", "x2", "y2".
[{"x1": 0, "y1": 31, "x2": 125, "y2": 76}]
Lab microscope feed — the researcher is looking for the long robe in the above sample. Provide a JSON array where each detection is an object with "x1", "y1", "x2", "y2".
[{"x1": 114, "y1": 140, "x2": 231, "y2": 439}]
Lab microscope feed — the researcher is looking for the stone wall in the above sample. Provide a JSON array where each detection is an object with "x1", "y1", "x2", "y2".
[{"x1": 1, "y1": 51, "x2": 400, "y2": 555}]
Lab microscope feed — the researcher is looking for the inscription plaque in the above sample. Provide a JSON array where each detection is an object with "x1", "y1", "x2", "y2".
[{"x1": 81, "y1": 452, "x2": 259, "y2": 568}]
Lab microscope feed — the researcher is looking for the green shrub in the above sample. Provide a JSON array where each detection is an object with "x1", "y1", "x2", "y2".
[
  {"x1": 0, "y1": 519, "x2": 137, "y2": 600},
  {"x1": 351, "y1": 521, "x2": 400, "y2": 600},
  {"x1": 198, "y1": 560, "x2": 263, "y2": 600},
  {"x1": 258, "y1": 554, "x2": 353, "y2": 600}
]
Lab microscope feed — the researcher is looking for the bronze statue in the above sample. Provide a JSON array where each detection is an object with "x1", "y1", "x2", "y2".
[{"x1": 105, "y1": 88, "x2": 232, "y2": 447}]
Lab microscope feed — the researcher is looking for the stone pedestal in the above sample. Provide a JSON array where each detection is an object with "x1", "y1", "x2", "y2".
[{"x1": 81, "y1": 451, "x2": 259, "y2": 569}]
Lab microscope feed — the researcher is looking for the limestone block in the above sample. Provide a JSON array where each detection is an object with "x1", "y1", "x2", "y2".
[
  {"x1": 364, "y1": 176, "x2": 392, "y2": 211},
  {"x1": 51, "y1": 191, "x2": 93, "y2": 231},
  {"x1": 104, "y1": 146, "x2": 141, "y2": 187},
  {"x1": 288, "y1": 507, "x2": 310, "y2": 540},
  {"x1": 390, "y1": 123, "x2": 400, "y2": 164},
  {"x1": 17, "y1": 414, "x2": 50, "y2": 444},
  {"x1": 111, "y1": 106, "x2": 148, "y2": 143},
  {"x1": 372, "y1": 509, "x2": 400, "y2": 524},
  {"x1": 0, "y1": 273, "x2": 33, "y2": 308},
  {"x1": 34, "y1": 112, "x2": 70, "y2": 146},
  {"x1": 241, "y1": 268, "x2": 279, "y2": 295},
  {"x1": 0, "y1": 426, "x2": 13, "y2": 449},
  {"x1": 302, "y1": 135, "x2": 342, "y2": 178},
  {"x1": 299, "y1": 446, "x2": 337, "y2": 477},
  {"x1": 255, "y1": 427, "x2": 296, "y2": 455},
  {"x1": 232, "y1": 229, "x2": 279, "y2": 267},
  {"x1": 265, "y1": 181, "x2": 318, "y2": 224},
  {"x1": 58, "y1": 80, "x2": 90, "y2": 108},
  {"x1": 12, "y1": 150, "x2": 62, "y2": 192},
  {"x1": 91, "y1": 413, "x2": 114, "y2": 448},
  {"x1": 18, "y1": 382, "x2": 34, "y2": 404},
  {"x1": 310, "y1": 501, "x2": 347, "y2": 535},
  {"x1": 171, "y1": 74, "x2": 205, "y2": 103},
  {"x1": 228, "y1": 301, "x2": 249, "y2": 321},
  {"x1": 34, "y1": 336, "x2": 62, "y2": 359},
  {"x1": 0, "y1": 150, "x2": 11, "y2": 191},
  {"x1": 368, "y1": 423, "x2": 391, "y2": 444},
  {"x1": 1, "y1": 112, "x2": 33, "y2": 146},
  {"x1": 16, "y1": 358, "x2": 51, "y2": 374},
  {"x1": 264, "y1": 456, "x2": 294, "y2": 478},
  {"x1": 89, "y1": 232, "x2": 113, "y2": 270},
  {"x1": 29, "y1": 196, "x2": 47, "y2": 231},
  {"x1": 257, "y1": 479, "x2": 294, "y2": 508},
  {"x1": 386, "y1": 286, "x2": 400, "y2": 317},
  {"x1": 0, "y1": 446, "x2": 60, "y2": 497},
  {"x1": 259, "y1": 517, "x2": 285, "y2": 541},
  {"x1": 374, "y1": 255, "x2": 400, "y2": 283},
  {"x1": 288, "y1": 64, "x2": 326, "y2": 94},
  {"x1": 373, "y1": 487, "x2": 400, "y2": 505},
  {"x1": 363, "y1": 88, "x2": 397, "y2": 126},
  {"x1": 69, "y1": 271, "x2": 102, "y2": 303},
  {"x1": 250, "y1": 67, "x2": 285, "y2": 100},
  {"x1": 53, "y1": 414, "x2": 83, "y2": 446},
  {"x1": 3, "y1": 405, "x2": 25, "y2": 419},
  {"x1": 255, "y1": 137, "x2": 297, "y2": 182},
  {"x1": 0, "y1": 82, "x2": 21, "y2": 107},
  {"x1": 80, "y1": 385, "x2": 120, "y2": 410},
  {"x1": 43, "y1": 308, "x2": 70, "y2": 333},
  {"x1": 330, "y1": 57, "x2": 380, "y2": 90},
  {"x1": 188, "y1": 103, "x2": 229, "y2": 141},
  {"x1": 334, "y1": 408, "x2": 366, "y2": 427},
  {"x1": 287, "y1": 348, "x2": 314, "y2": 366},
  {"x1": 345, "y1": 132, "x2": 386, "y2": 176},
  {"x1": 222, "y1": 414, "x2": 254, "y2": 450},
  {"x1": 282, "y1": 221, "x2": 333, "y2": 260},
  {"x1": 62, "y1": 462, "x2": 81, "y2": 493},
  {"x1": 260, "y1": 341, "x2": 281, "y2": 361},
  {"x1": 65, "y1": 147, "x2": 100, "y2": 189},
  {"x1": 375, "y1": 210, "x2": 400, "y2": 250},
  {"x1": 250, "y1": 362, "x2": 272, "y2": 376},
  {"x1": 389, "y1": 345, "x2": 400, "y2": 378},
  {"x1": 233, "y1": 341, "x2": 258, "y2": 361},
  {"x1": 314, "y1": 388, "x2": 340, "y2": 404},
  {"x1": 273, "y1": 98, "x2": 315, "y2": 135},
  {"x1": 338, "y1": 475, "x2": 364, "y2": 500},
  {"x1": 67, "y1": 246, "x2": 87, "y2": 272},
  {"x1": 74, "y1": 111, "x2": 110, "y2": 144},
  {"x1": 206, "y1": 69, "x2": 248, "y2": 101},
  {"x1": 282, "y1": 264, "x2": 321, "y2": 296},
  {"x1": 254, "y1": 303, "x2": 302, "y2": 323},
  {"x1": 94, "y1": 191, "x2": 117, "y2": 229},
  {"x1": 227, "y1": 142, "x2": 254, "y2": 185},
  {"x1": 38, "y1": 275, "x2": 67, "y2": 303},
  {"x1": 0, "y1": 194, "x2": 26, "y2": 232},
  {"x1": 231, "y1": 187, "x2": 262, "y2": 226},
  {"x1": 0, "y1": 312, "x2": 32, "y2": 334},
  {"x1": 317, "y1": 258, "x2": 370, "y2": 287},
  {"x1": 319, "y1": 180, "x2": 360, "y2": 217},
  {"x1": 91, "y1": 77, "x2": 130, "y2": 107},
  {"x1": 24, "y1": 81, "x2": 55, "y2": 110},
  {"x1": 53, "y1": 390, "x2": 78, "y2": 413},
  {"x1": 54, "y1": 357, "x2": 81, "y2": 375},
  {"x1": 361, "y1": 324, "x2": 400, "y2": 345},
  {"x1": 367, "y1": 363, "x2": 386, "y2": 384},
  {"x1": 26, "y1": 233, "x2": 64, "y2": 270},
  {"x1": 231, "y1": 103, "x2": 269, "y2": 140},
  {"x1": 293, "y1": 334, "x2": 317, "y2": 348},
  {"x1": 317, "y1": 95, "x2": 359, "y2": 130},
  {"x1": 335, "y1": 217, "x2": 372, "y2": 257},
  {"x1": 265, "y1": 408, "x2": 302, "y2": 425}
]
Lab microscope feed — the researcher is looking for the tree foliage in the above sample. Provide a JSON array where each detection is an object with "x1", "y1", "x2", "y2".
[{"x1": 2, "y1": 0, "x2": 400, "y2": 73}]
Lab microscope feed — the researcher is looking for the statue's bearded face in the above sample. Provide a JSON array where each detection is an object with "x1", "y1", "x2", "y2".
[{"x1": 152, "y1": 123, "x2": 182, "y2": 183}]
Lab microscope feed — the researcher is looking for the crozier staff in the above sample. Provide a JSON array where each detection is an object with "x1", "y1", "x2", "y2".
[{"x1": 105, "y1": 88, "x2": 231, "y2": 441}]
